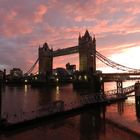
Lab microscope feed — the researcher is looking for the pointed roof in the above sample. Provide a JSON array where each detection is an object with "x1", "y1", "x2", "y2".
[
  {"x1": 84, "y1": 30, "x2": 90, "y2": 37},
  {"x1": 43, "y1": 42, "x2": 49, "y2": 49},
  {"x1": 78, "y1": 33, "x2": 81, "y2": 39}
]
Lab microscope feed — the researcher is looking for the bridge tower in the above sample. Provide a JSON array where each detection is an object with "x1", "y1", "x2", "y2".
[
  {"x1": 78, "y1": 30, "x2": 96, "y2": 73},
  {"x1": 38, "y1": 43, "x2": 53, "y2": 78}
]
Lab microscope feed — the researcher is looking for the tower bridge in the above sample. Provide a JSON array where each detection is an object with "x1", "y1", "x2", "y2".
[
  {"x1": 38, "y1": 30, "x2": 96, "y2": 76},
  {"x1": 26, "y1": 30, "x2": 140, "y2": 93}
]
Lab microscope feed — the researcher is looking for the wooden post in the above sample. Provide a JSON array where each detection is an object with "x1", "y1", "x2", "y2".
[{"x1": 135, "y1": 82, "x2": 140, "y2": 119}]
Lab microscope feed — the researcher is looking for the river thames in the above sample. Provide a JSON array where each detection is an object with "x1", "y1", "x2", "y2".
[{"x1": 0, "y1": 81, "x2": 140, "y2": 140}]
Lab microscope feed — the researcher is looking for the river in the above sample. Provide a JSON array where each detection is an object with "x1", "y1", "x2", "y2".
[{"x1": 0, "y1": 81, "x2": 140, "y2": 140}]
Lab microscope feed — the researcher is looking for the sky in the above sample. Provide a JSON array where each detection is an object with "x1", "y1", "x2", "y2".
[{"x1": 1, "y1": 0, "x2": 140, "y2": 73}]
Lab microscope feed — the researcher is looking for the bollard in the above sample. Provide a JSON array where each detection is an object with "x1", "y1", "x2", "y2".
[
  {"x1": 135, "y1": 82, "x2": 140, "y2": 96},
  {"x1": 135, "y1": 82, "x2": 140, "y2": 120}
]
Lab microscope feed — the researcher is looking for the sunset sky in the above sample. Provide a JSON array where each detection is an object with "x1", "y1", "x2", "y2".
[{"x1": 1, "y1": 0, "x2": 140, "y2": 73}]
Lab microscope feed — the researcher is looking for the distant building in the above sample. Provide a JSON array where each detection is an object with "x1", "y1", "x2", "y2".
[
  {"x1": 10, "y1": 68, "x2": 23, "y2": 79},
  {"x1": 66, "y1": 63, "x2": 76, "y2": 75},
  {"x1": 0, "y1": 69, "x2": 6, "y2": 81},
  {"x1": 0, "y1": 70, "x2": 4, "y2": 80}
]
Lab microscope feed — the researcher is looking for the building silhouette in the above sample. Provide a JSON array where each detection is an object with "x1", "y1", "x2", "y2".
[
  {"x1": 38, "y1": 30, "x2": 96, "y2": 80},
  {"x1": 38, "y1": 43, "x2": 53, "y2": 78},
  {"x1": 78, "y1": 30, "x2": 96, "y2": 73}
]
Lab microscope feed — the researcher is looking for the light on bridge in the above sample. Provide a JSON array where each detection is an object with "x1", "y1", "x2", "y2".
[
  {"x1": 79, "y1": 75, "x2": 82, "y2": 80},
  {"x1": 55, "y1": 72, "x2": 58, "y2": 76},
  {"x1": 100, "y1": 77, "x2": 103, "y2": 81},
  {"x1": 70, "y1": 77, "x2": 73, "y2": 80},
  {"x1": 84, "y1": 75, "x2": 87, "y2": 80},
  {"x1": 56, "y1": 78, "x2": 59, "y2": 82}
]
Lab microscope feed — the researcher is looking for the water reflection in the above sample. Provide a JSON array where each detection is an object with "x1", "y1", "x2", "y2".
[
  {"x1": 56, "y1": 86, "x2": 60, "y2": 100},
  {"x1": 24, "y1": 85, "x2": 28, "y2": 95},
  {"x1": 0, "y1": 83, "x2": 140, "y2": 139},
  {"x1": 135, "y1": 96, "x2": 140, "y2": 120},
  {"x1": 117, "y1": 101, "x2": 124, "y2": 115},
  {"x1": 80, "y1": 107, "x2": 105, "y2": 140}
]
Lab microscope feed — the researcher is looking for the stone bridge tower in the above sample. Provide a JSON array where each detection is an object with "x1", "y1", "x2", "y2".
[
  {"x1": 39, "y1": 43, "x2": 53, "y2": 78},
  {"x1": 78, "y1": 30, "x2": 96, "y2": 73}
]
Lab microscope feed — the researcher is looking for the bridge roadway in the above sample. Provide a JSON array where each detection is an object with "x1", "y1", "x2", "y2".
[{"x1": 100, "y1": 72, "x2": 140, "y2": 82}]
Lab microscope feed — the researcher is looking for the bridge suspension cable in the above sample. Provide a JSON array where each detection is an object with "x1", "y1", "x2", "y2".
[
  {"x1": 95, "y1": 50, "x2": 140, "y2": 72},
  {"x1": 24, "y1": 58, "x2": 39, "y2": 75}
]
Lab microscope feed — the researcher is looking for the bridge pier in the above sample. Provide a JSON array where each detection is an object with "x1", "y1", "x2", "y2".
[{"x1": 116, "y1": 81, "x2": 123, "y2": 94}]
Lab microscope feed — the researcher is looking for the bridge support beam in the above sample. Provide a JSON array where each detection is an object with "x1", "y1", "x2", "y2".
[{"x1": 116, "y1": 81, "x2": 123, "y2": 94}]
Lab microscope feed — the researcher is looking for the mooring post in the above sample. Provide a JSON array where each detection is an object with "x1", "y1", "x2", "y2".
[{"x1": 135, "y1": 82, "x2": 140, "y2": 119}]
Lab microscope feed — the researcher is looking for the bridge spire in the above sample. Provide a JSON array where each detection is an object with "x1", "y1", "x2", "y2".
[
  {"x1": 78, "y1": 33, "x2": 81, "y2": 42},
  {"x1": 84, "y1": 29, "x2": 90, "y2": 38}
]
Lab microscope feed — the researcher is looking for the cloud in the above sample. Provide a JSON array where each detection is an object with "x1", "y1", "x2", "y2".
[
  {"x1": 1, "y1": 0, "x2": 140, "y2": 73},
  {"x1": 34, "y1": 4, "x2": 48, "y2": 23}
]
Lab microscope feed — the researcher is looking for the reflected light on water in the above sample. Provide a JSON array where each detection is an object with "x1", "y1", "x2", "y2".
[
  {"x1": 56, "y1": 86, "x2": 60, "y2": 100},
  {"x1": 24, "y1": 85, "x2": 28, "y2": 96}
]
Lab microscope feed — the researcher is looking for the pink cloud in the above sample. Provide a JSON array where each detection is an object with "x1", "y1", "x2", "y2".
[
  {"x1": 1, "y1": 0, "x2": 140, "y2": 73},
  {"x1": 34, "y1": 4, "x2": 48, "y2": 23},
  {"x1": 2, "y1": 19, "x2": 33, "y2": 37}
]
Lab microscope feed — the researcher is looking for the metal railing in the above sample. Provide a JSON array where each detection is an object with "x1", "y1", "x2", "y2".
[{"x1": 104, "y1": 85, "x2": 134, "y2": 96}]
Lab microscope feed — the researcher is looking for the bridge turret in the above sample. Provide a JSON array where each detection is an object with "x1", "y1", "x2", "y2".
[
  {"x1": 39, "y1": 42, "x2": 53, "y2": 79},
  {"x1": 78, "y1": 30, "x2": 96, "y2": 73}
]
